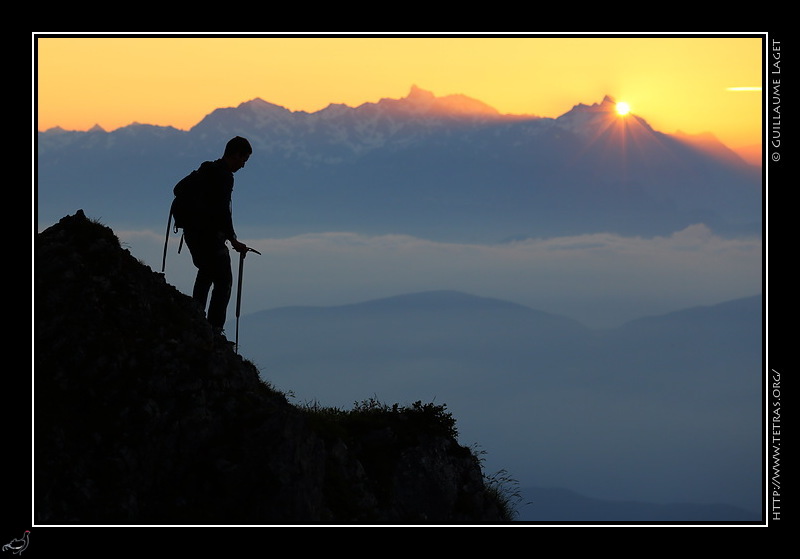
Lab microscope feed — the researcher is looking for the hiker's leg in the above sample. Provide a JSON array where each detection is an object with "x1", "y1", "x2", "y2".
[
  {"x1": 206, "y1": 244, "x2": 233, "y2": 330},
  {"x1": 192, "y1": 268, "x2": 213, "y2": 311},
  {"x1": 184, "y1": 231, "x2": 214, "y2": 313}
]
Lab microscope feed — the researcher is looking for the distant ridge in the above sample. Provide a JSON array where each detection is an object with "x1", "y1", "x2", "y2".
[
  {"x1": 317, "y1": 290, "x2": 546, "y2": 313},
  {"x1": 361, "y1": 85, "x2": 516, "y2": 118},
  {"x1": 617, "y1": 294, "x2": 761, "y2": 328},
  {"x1": 517, "y1": 486, "x2": 760, "y2": 522},
  {"x1": 248, "y1": 289, "x2": 588, "y2": 338}
]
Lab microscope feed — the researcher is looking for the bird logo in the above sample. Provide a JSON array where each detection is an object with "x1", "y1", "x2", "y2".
[{"x1": 2, "y1": 531, "x2": 29, "y2": 555}]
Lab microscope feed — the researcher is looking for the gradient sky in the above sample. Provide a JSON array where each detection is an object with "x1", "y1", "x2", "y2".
[{"x1": 35, "y1": 33, "x2": 764, "y2": 150}]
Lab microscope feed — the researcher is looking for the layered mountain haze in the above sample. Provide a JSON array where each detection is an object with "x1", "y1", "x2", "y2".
[
  {"x1": 238, "y1": 290, "x2": 762, "y2": 519},
  {"x1": 34, "y1": 86, "x2": 764, "y2": 523}
]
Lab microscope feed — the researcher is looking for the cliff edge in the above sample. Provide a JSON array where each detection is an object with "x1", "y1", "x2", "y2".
[{"x1": 34, "y1": 210, "x2": 509, "y2": 524}]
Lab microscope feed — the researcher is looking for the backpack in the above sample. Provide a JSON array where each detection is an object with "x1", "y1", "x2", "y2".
[{"x1": 161, "y1": 168, "x2": 212, "y2": 272}]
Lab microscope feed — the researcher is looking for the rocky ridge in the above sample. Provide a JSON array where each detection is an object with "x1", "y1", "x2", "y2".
[{"x1": 34, "y1": 210, "x2": 509, "y2": 524}]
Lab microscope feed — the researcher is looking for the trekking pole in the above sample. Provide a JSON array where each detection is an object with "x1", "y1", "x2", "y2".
[
  {"x1": 235, "y1": 246, "x2": 262, "y2": 353},
  {"x1": 161, "y1": 210, "x2": 173, "y2": 273}
]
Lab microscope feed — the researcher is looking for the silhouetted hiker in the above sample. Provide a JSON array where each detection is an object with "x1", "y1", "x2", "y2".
[{"x1": 178, "y1": 136, "x2": 253, "y2": 337}]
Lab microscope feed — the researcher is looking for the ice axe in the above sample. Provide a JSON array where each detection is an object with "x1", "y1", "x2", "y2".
[{"x1": 235, "y1": 246, "x2": 261, "y2": 353}]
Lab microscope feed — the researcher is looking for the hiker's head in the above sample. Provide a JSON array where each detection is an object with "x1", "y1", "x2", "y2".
[{"x1": 223, "y1": 136, "x2": 252, "y2": 172}]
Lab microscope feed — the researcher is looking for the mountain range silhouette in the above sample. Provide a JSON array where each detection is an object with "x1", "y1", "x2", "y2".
[{"x1": 37, "y1": 87, "x2": 762, "y2": 242}]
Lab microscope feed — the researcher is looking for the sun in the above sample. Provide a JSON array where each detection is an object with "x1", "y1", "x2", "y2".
[{"x1": 615, "y1": 101, "x2": 631, "y2": 116}]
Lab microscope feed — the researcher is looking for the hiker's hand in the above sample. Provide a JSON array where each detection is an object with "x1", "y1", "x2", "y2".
[{"x1": 231, "y1": 239, "x2": 248, "y2": 253}]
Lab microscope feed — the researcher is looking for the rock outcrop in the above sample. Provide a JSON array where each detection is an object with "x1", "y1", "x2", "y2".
[{"x1": 34, "y1": 210, "x2": 509, "y2": 524}]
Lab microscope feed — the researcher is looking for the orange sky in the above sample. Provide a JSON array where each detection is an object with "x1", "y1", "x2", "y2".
[{"x1": 34, "y1": 34, "x2": 764, "y2": 150}]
